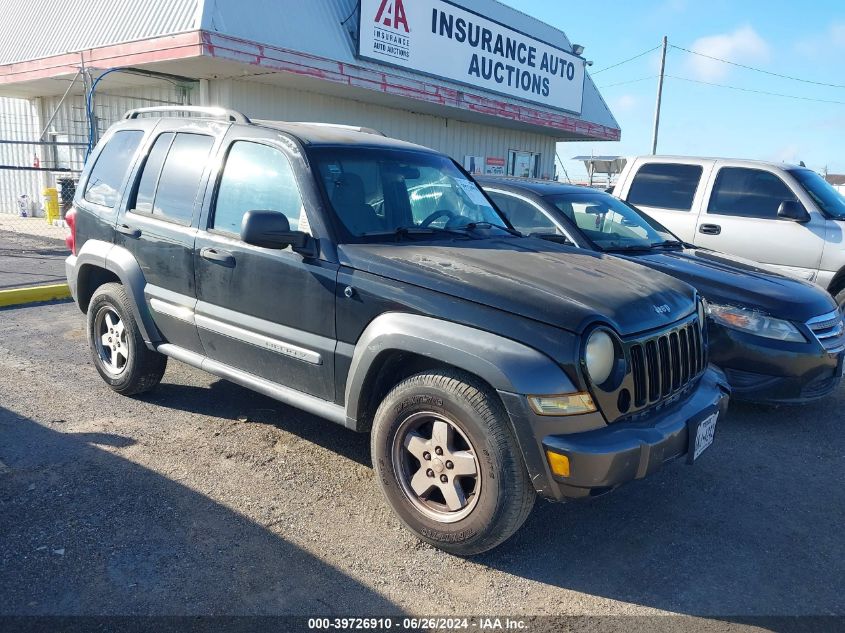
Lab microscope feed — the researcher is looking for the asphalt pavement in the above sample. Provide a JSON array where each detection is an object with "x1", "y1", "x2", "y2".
[
  {"x1": 0, "y1": 230, "x2": 68, "y2": 290},
  {"x1": 0, "y1": 302, "x2": 843, "y2": 627}
]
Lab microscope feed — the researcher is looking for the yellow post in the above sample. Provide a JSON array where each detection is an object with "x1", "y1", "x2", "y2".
[{"x1": 43, "y1": 187, "x2": 59, "y2": 224}]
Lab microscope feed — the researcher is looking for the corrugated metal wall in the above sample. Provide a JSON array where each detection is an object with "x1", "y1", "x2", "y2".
[
  {"x1": 0, "y1": 84, "x2": 189, "y2": 215},
  {"x1": 0, "y1": 97, "x2": 42, "y2": 215},
  {"x1": 210, "y1": 79, "x2": 557, "y2": 177},
  {"x1": 0, "y1": 0, "x2": 200, "y2": 65}
]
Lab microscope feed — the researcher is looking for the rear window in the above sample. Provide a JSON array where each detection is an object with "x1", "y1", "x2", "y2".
[
  {"x1": 131, "y1": 133, "x2": 214, "y2": 225},
  {"x1": 83, "y1": 130, "x2": 144, "y2": 208},
  {"x1": 626, "y1": 163, "x2": 703, "y2": 211}
]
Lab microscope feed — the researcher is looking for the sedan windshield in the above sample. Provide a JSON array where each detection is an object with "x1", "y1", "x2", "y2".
[
  {"x1": 544, "y1": 191, "x2": 679, "y2": 251},
  {"x1": 788, "y1": 169, "x2": 845, "y2": 220},
  {"x1": 310, "y1": 147, "x2": 511, "y2": 242}
]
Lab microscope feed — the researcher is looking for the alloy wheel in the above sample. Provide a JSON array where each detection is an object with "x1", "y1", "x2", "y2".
[{"x1": 392, "y1": 411, "x2": 482, "y2": 523}]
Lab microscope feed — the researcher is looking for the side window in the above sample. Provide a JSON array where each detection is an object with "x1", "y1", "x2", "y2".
[
  {"x1": 708, "y1": 167, "x2": 797, "y2": 219},
  {"x1": 487, "y1": 192, "x2": 556, "y2": 234},
  {"x1": 626, "y1": 163, "x2": 703, "y2": 211},
  {"x1": 133, "y1": 133, "x2": 174, "y2": 214},
  {"x1": 83, "y1": 130, "x2": 144, "y2": 208},
  {"x1": 213, "y1": 141, "x2": 305, "y2": 235},
  {"x1": 151, "y1": 133, "x2": 215, "y2": 225}
]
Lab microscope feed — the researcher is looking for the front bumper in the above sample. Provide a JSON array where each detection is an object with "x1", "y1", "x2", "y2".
[
  {"x1": 709, "y1": 323, "x2": 843, "y2": 404},
  {"x1": 499, "y1": 365, "x2": 730, "y2": 501}
]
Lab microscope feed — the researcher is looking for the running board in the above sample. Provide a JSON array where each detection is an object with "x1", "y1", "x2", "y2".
[{"x1": 156, "y1": 344, "x2": 351, "y2": 429}]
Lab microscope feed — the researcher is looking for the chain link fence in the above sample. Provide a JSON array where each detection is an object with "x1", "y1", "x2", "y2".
[{"x1": 1, "y1": 83, "x2": 190, "y2": 291}]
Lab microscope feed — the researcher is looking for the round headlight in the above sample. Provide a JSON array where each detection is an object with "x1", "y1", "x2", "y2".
[
  {"x1": 697, "y1": 298, "x2": 707, "y2": 327},
  {"x1": 585, "y1": 330, "x2": 615, "y2": 385}
]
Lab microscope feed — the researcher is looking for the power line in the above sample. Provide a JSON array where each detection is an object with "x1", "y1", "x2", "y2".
[
  {"x1": 665, "y1": 75, "x2": 845, "y2": 105},
  {"x1": 591, "y1": 45, "x2": 661, "y2": 75},
  {"x1": 598, "y1": 76, "x2": 657, "y2": 89},
  {"x1": 670, "y1": 45, "x2": 845, "y2": 89}
]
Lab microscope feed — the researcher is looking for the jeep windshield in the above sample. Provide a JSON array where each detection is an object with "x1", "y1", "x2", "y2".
[
  {"x1": 544, "y1": 191, "x2": 680, "y2": 252},
  {"x1": 310, "y1": 147, "x2": 514, "y2": 242},
  {"x1": 788, "y1": 168, "x2": 845, "y2": 220}
]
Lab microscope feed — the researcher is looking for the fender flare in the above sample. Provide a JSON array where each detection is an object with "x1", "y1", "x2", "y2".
[
  {"x1": 344, "y1": 312, "x2": 576, "y2": 424},
  {"x1": 73, "y1": 240, "x2": 162, "y2": 345}
]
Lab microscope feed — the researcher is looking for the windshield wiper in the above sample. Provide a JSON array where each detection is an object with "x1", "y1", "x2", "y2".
[
  {"x1": 649, "y1": 239, "x2": 685, "y2": 250},
  {"x1": 602, "y1": 242, "x2": 654, "y2": 252},
  {"x1": 391, "y1": 226, "x2": 471, "y2": 240},
  {"x1": 464, "y1": 221, "x2": 522, "y2": 237}
]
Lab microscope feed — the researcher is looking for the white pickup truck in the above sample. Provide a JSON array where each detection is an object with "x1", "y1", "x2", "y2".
[{"x1": 612, "y1": 156, "x2": 845, "y2": 307}]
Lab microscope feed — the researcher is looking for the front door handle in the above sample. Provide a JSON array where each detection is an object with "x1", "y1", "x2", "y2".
[
  {"x1": 116, "y1": 224, "x2": 141, "y2": 239},
  {"x1": 200, "y1": 247, "x2": 235, "y2": 268},
  {"x1": 699, "y1": 223, "x2": 722, "y2": 235}
]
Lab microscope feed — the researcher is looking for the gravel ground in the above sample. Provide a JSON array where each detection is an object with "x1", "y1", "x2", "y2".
[{"x1": 0, "y1": 302, "x2": 843, "y2": 624}]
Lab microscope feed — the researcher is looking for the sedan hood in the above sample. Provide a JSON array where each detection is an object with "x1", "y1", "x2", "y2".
[
  {"x1": 339, "y1": 237, "x2": 696, "y2": 336},
  {"x1": 622, "y1": 248, "x2": 837, "y2": 322}
]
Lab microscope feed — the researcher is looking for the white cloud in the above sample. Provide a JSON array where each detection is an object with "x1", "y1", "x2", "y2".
[
  {"x1": 686, "y1": 26, "x2": 770, "y2": 81},
  {"x1": 612, "y1": 94, "x2": 639, "y2": 113},
  {"x1": 833, "y1": 22, "x2": 845, "y2": 46},
  {"x1": 794, "y1": 21, "x2": 845, "y2": 57},
  {"x1": 770, "y1": 144, "x2": 802, "y2": 165}
]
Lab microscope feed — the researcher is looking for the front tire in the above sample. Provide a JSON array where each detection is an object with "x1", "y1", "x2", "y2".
[
  {"x1": 834, "y1": 288, "x2": 845, "y2": 311},
  {"x1": 86, "y1": 282, "x2": 167, "y2": 395},
  {"x1": 371, "y1": 369, "x2": 534, "y2": 555}
]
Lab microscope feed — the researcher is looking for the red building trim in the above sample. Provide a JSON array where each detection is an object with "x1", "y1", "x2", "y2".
[{"x1": 0, "y1": 30, "x2": 621, "y2": 141}]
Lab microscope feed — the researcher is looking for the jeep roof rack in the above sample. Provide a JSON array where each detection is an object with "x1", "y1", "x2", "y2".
[
  {"x1": 124, "y1": 106, "x2": 251, "y2": 124},
  {"x1": 286, "y1": 121, "x2": 386, "y2": 136}
]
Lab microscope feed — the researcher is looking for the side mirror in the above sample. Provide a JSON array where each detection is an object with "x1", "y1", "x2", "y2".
[
  {"x1": 240, "y1": 210, "x2": 314, "y2": 255},
  {"x1": 777, "y1": 200, "x2": 810, "y2": 223}
]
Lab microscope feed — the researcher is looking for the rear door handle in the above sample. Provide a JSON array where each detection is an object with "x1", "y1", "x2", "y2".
[
  {"x1": 116, "y1": 224, "x2": 141, "y2": 239},
  {"x1": 200, "y1": 247, "x2": 235, "y2": 268},
  {"x1": 699, "y1": 223, "x2": 722, "y2": 235}
]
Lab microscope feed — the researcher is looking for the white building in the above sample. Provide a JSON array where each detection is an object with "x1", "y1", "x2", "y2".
[{"x1": 0, "y1": 0, "x2": 620, "y2": 214}]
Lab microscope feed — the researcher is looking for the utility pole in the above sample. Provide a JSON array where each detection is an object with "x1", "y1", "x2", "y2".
[{"x1": 651, "y1": 36, "x2": 668, "y2": 155}]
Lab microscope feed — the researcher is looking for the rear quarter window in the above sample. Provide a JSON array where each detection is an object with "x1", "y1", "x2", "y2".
[
  {"x1": 83, "y1": 130, "x2": 144, "y2": 208},
  {"x1": 626, "y1": 163, "x2": 703, "y2": 211}
]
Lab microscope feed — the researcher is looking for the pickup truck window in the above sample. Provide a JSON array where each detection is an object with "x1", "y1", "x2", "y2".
[
  {"x1": 83, "y1": 130, "x2": 144, "y2": 208},
  {"x1": 213, "y1": 141, "x2": 305, "y2": 235},
  {"x1": 789, "y1": 168, "x2": 845, "y2": 220},
  {"x1": 708, "y1": 167, "x2": 797, "y2": 219},
  {"x1": 626, "y1": 163, "x2": 703, "y2": 211},
  {"x1": 311, "y1": 147, "x2": 509, "y2": 241}
]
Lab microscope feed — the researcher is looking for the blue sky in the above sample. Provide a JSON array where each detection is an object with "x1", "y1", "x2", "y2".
[{"x1": 500, "y1": 0, "x2": 845, "y2": 181}]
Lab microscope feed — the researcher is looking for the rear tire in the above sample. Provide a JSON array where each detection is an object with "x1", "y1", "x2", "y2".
[
  {"x1": 86, "y1": 282, "x2": 167, "y2": 395},
  {"x1": 371, "y1": 369, "x2": 535, "y2": 555}
]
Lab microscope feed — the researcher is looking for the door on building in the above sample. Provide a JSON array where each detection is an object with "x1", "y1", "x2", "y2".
[
  {"x1": 193, "y1": 135, "x2": 339, "y2": 401},
  {"x1": 507, "y1": 150, "x2": 540, "y2": 178}
]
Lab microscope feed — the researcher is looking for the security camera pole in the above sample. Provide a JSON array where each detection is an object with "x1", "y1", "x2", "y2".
[{"x1": 651, "y1": 36, "x2": 668, "y2": 155}]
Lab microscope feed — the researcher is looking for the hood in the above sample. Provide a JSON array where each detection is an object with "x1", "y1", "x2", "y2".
[
  {"x1": 621, "y1": 248, "x2": 837, "y2": 322},
  {"x1": 339, "y1": 237, "x2": 697, "y2": 336}
]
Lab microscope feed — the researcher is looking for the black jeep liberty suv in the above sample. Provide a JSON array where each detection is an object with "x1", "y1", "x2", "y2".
[{"x1": 65, "y1": 107, "x2": 729, "y2": 554}]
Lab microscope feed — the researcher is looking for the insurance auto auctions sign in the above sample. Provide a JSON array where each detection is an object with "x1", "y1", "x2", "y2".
[{"x1": 357, "y1": 0, "x2": 585, "y2": 114}]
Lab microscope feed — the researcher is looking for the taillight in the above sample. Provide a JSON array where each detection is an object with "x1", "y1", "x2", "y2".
[{"x1": 65, "y1": 207, "x2": 77, "y2": 255}]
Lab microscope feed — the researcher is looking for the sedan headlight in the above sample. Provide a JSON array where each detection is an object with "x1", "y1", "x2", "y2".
[
  {"x1": 707, "y1": 303, "x2": 806, "y2": 342},
  {"x1": 584, "y1": 329, "x2": 616, "y2": 385}
]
